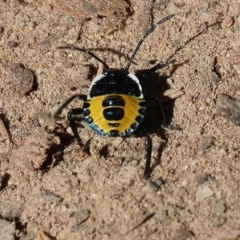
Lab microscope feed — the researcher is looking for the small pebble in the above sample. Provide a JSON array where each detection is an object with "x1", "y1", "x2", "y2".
[
  {"x1": 173, "y1": 228, "x2": 194, "y2": 240},
  {"x1": 212, "y1": 216, "x2": 226, "y2": 227},
  {"x1": 213, "y1": 202, "x2": 226, "y2": 213},
  {"x1": 10, "y1": 64, "x2": 34, "y2": 96},
  {"x1": 133, "y1": 5, "x2": 138, "y2": 11},
  {"x1": 196, "y1": 174, "x2": 208, "y2": 185},
  {"x1": 216, "y1": 94, "x2": 240, "y2": 126},
  {"x1": 72, "y1": 209, "x2": 90, "y2": 224},
  {"x1": 0, "y1": 219, "x2": 16, "y2": 240},
  {"x1": 168, "y1": 2, "x2": 178, "y2": 14},
  {"x1": 179, "y1": 209, "x2": 191, "y2": 218},
  {"x1": 196, "y1": 185, "x2": 213, "y2": 202},
  {"x1": 0, "y1": 26, "x2": 4, "y2": 39},
  {"x1": 7, "y1": 41, "x2": 18, "y2": 48},
  {"x1": 28, "y1": 21, "x2": 36, "y2": 30},
  {"x1": 200, "y1": 136, "x2": 214, "y2": 150},
  {"x1": 221, "y1": 16, "x2": 233, "y2": 29}
]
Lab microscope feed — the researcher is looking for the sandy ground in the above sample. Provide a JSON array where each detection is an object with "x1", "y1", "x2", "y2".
[{"x1": 0, "y1": 0, "x2": 240, "y2": 239}]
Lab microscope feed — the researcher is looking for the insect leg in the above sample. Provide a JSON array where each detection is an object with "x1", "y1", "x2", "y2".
[
  {"x1": 125, "y1": 15, "x2": 174, "y2": 71},
  {"x1": 147, "y1": 59, "x2": 176, "y2": 75},
  {"x1": 58, "y1": 46, "x2": 110, "y2": 70},
  {"x1": 138, "y1": 60, "x2": 175, "y2": 78},
  {"x1": 53, "y1": 94, "x2": 87, "y2": 119},
  {"x1": 53, "y1": 94, "x2": 87, "y2": 146},
  {"x1": 140, "y1": 127, "x2": 152, "y2": 180},
  {"x1": 146, "y1": 97, "x2": 167, "y2": 127},
  {"x1": 146, "y1": 97, "x2": 181, "y2": 131},
  {"x1": 67, "y1": 108, "x2": 84, "y2": 147}
]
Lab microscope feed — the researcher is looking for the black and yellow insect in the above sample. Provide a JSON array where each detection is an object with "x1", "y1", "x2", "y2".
[{"x1": 53, "y1": 15, "x2": 174, "y2": 179}]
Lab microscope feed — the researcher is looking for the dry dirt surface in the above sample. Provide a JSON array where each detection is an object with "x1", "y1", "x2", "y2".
[{"x1": 0, "y1": 0, "x2": 240, "y2": 239}]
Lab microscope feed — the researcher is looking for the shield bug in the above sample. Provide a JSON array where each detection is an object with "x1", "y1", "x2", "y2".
[{"x1": 54, "y1": 15, "x2": 174, "y2": 179}]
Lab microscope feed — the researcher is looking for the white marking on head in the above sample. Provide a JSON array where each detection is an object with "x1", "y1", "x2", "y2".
[
  {"x1": 87, "y1": 74, "x2": 105, "y2": 100},
  {"x1": 128, "y1": 73, "x2": 143, "y2": 99},
  {"x1": 91, "y1": 74, "x2": 105, "y2": 85}
]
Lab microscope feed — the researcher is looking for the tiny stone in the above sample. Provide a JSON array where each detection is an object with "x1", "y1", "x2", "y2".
[
  {"x1": 196, "y1": 186, "x2": 213, "y2": 202},
  {"x1": 66, "y1": 127, "x2": 73, "y2": 134},
  {"x1": 200, "y1": 136, "x2": 214, "y2": 150},
  {"x1": 0, "y1": 26, "x2": 4, "y2": 39},
  {"x1": 39, "y1": 118, "x2": 45, "y2": 124},
  {"x1": 0, "y1": 219, "x2": 16, "y2": 240},
  {"x1": 9, "y1": 32, "x2": 17, "y2": 41},
  {"x1": 179, "y1": 209, "x2": 191, "y2": 218},
  {"x1": 213, "y1": 202, "x2": 226, "y2": 213},
  {"x1": 28, "y1": 21, "x2": 36, "y2": 30},
  {"x1": 221, "y1": 16, "x2": 233, "y2": 29},
  {"x1": 10, "y1": 64, "x2": 34, "y2": 95},
  {"x1": 72, "y1": 209, "x2": 90, "y2": 224},
  {"x1": 7, "y1": 41, "x2": 18, "y2": 48},
  {"x1": 133, "y1": 5, "x2": 138, "y2": 11},
  {"x1": 14, "y1": 115, "x2": 21, "y2": 121},
  {"x1": 19, "y1": 21, "x2": 25, "y2": 27},
  {"x1": 173, "y1": 228, "x2": 194, "y2": 240},
  {"x1": 196, "y1": 174, "x2": 208, "y2": 184},
  {"x1": 216, "y1": 94, "x2": 240, "y2": 126},
  {"x1": 166, "y1": 78, "x2": 173, "y2": 85},
  {"x1": 168, "y1": 2, "x2": 178, "y2": 14},
  {"x1": 212, "y1": 216, "x2": 226, "y2": 227},
  {"x1": 36, "y1": 68, "x2": 43, "y2": 75}
]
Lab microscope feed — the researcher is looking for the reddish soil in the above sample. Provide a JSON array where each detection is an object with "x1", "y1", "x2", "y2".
[{"x1": 0, "y1": 1, "x2": 240, "y2": 239}]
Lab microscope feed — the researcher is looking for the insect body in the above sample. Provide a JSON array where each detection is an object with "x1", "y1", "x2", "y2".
[
  {"x1": 83, "y1": 71, "x2": 146, "y2": 137},
  {"x1": 53, "y1": 15, "x2": 174, "y2": 179}
]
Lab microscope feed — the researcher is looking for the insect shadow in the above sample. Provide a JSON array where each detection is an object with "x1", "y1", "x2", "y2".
[{"x1": 134, "y1": 65, "x2": 183, "y2": 173}]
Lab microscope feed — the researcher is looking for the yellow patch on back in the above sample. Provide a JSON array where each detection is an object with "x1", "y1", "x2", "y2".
[{"x1": 86, "y1": 94, "x2": 145, "y2": 135}]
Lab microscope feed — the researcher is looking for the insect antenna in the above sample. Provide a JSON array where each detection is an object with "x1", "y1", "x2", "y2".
[
  {"x1": 124, "y1": 14, "x2": 174, "y2": 71},
  {"x1": 57, "y1": 45, "x2": 110, "y2": 70}
]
